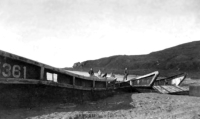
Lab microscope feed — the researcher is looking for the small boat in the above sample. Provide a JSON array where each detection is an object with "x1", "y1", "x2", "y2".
[
  {"x1": 153, "y1": 73, "x2": 189, "y2": 95},
  {"x1": 153, "y1": 73, "x2": 187, "y2": 86},
  {"x1": 0, "y1": 50, "x2": 116, "y2": 109},
  {"x1": 115, "y1": 71, "x2": 159, "y2": 92}
]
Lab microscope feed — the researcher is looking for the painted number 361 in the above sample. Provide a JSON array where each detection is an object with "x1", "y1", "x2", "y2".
[{"x1": 1, "y1": 63, "x2": 26, "y2": 78}]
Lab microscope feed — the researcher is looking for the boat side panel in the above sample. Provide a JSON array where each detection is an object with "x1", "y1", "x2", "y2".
[
  {"x1": 154, "y1": 73, "x2": 186, "y2": 86},
  {"x1": 95, "y1": 81, "x2": 106, "y2": 88},
  {"x1": 0, "y1": 83, "x2": 114, "y2": 109},
  {"x1": 0, "y1": 50, "x2": 112, "y2": 90},
  {"x1": 44, "y1": 68, "x2": 94, "y2": 88},
  {"x1": 75, "y1": 77, "x2": 93, "y2": 88},
  {"x1": 131, "y1": 75, "x2": 154, "y2": 86},
  {"x1": 0, "y1": 55, "x2": 41, "y2": 79},
  {"x1": 57, "y1": 72, "x2": 73, "y2": 85}
]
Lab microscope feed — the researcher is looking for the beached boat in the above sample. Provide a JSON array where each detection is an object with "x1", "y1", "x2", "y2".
[
  {"x1": 153, "y1": 73, "x2": 189, "y2": 94},
  {"x1": 0, "y1": 50, "x2": 116, "y2": 108},
  {"x1": 154, "y1": 73, "x2": 187, "y2": 86},
  {"x1": 115, "y1": 71, "x2": 159, "y2": 92}
]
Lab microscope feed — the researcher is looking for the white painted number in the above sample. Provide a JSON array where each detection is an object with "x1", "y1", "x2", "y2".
[
  {"x1": 23, "y1": 66, "x2": 26, "y2": 79},
  {"x1": 2, "y1": 63, "x2": 11, "y2": 77},
  {"x1": 12, "y1": 65, "x2": 21, "y2": 78},
  {"x1": 1, "y1": 63, "x2": 27, "y2": 78}
]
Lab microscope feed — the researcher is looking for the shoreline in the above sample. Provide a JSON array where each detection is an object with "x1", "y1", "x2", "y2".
[
  {"x1": 4, "y1": 93, "x2": 199, "y2": 119},
  {"x1": 66, "y1": 70, "x2": 139, "y2": 82},
  {"x1": 1, "y1": 71, "x2": 200, "y2": 119}
]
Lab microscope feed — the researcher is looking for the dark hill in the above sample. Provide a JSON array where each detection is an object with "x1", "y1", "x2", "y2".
[{"x1": 72, "y1": 41, "x2": 200, "y2": 78}]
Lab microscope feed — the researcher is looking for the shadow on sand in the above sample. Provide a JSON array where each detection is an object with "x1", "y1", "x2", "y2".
[{"x1": 0, "y1": 92, "x2": 135, "y2": 119}]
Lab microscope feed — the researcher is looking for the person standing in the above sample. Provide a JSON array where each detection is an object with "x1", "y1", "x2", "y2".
[
  {"x1": 88, "y1": 68, "x2": 94, "y2": 76},
  {"x1": 123, "y1": 68, "x2": 129, "y2": 81},
  {"x1": 97, "y1": 69, "x2": 102, "y2": 77}
]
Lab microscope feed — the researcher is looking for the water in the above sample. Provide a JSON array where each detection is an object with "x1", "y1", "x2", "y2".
[{"x1": 65, "y1": 70, "x2": 137, "y2": 82}]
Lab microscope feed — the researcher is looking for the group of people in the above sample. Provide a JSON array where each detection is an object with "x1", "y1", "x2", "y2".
[
  {"x1": 88, "y1": 68, "x2": 129, "y2": 81},
  {"x1": 97, "y1": 69, "x2": 108, "y2": 78},
  {"x1": 88, "y1": 68, "x2": 112, "y2": 78}
]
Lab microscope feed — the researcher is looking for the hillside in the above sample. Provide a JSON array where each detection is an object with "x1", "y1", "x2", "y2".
[{"x1": 72, "y1": 41, "x2": 200, "y2": 78}]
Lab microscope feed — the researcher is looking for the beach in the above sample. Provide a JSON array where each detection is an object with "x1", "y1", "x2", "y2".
[
  {"x1": 1, "y1": 71, "x2": 200, "y2": 119},
  {"x1": 1, "y1": 92, "x2": 200, "y2": 119}
]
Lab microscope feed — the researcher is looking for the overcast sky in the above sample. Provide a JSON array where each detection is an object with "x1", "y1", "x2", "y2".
[{"x1": 0, "y1": 0, "x2": 199, "y2": 67}]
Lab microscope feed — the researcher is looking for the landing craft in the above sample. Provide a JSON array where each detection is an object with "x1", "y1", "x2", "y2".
[
  {"x1": 115, "y1": 71, "x2": 159, "y2": 92},
  {"x1": 153, "y1": 73, "x2": 189, "y2": 94},
  {"x1": 0, "y1": 49, "x2": 189, "y2": 109},
  {"x1": 0, "y1": 50, "x2": 116, "y2": 109},
  {"x1": 115, "y1": 71, "x2": 189, "y2": 94}
]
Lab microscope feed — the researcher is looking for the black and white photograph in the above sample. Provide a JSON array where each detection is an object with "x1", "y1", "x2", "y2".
[{"x1": 0, "y1": 0, "x2": 200, "y2": 119}]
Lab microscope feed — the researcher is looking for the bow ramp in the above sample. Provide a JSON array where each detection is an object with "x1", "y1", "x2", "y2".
[
  {"x1": 153, "y1": 85, "x2": 189, "y2": 94},
  {"x1": 153, "y1": 73, "x2": 189, "y2": 94}
]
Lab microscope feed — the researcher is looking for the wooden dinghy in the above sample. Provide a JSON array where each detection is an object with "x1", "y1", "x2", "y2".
[
  {"x1": 115, "y1": 71, "x2": 159, "y2": 92},
  {"x1": 0, "y1": 50, "x2": 116, "y2": 109},
  {"x1": 153, "y1": 73, "x2": 189, "y2": 95}
]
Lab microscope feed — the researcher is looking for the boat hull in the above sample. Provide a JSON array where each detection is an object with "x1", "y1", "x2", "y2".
[
  {"x1": 0, "y1": 50, "x2": 115, "y2": 109},
  {"x1": 154, "y1": 73, "x2": 187, "y2": 86},
  {"x1": 115, "y1": 71, "x2": 159, "y2": 93},
  {"x1": 153, "y1": 73, "x2": 189, "y2": 94},
  {"x1": 0, "y1": 83, "x2": 114, "y2": 109}
]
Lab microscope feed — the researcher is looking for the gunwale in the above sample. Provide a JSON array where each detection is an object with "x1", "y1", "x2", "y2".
[
  {"x1": 0, "y1": 78, "x2": 115, "y2": 91},
  {"x1": 0, "y1": 50, "x2": 116, "y2": 108},
  {"x1": 0, "y1": 50, "x2": 115, "y2": 82},
  {"x1": 114, "y1": 71, "x2": 160, "y2": 93},
  {"x1": 0, "y1": 50, "x2": 116, "y2": 90},
  {"x1": 127, "y1": 71, "x2": 159, "y2": 88}
]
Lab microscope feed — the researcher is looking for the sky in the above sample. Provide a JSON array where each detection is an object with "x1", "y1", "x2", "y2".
[{"x1": 0, "y1": 0, "x2": 200, "y2": 68}]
